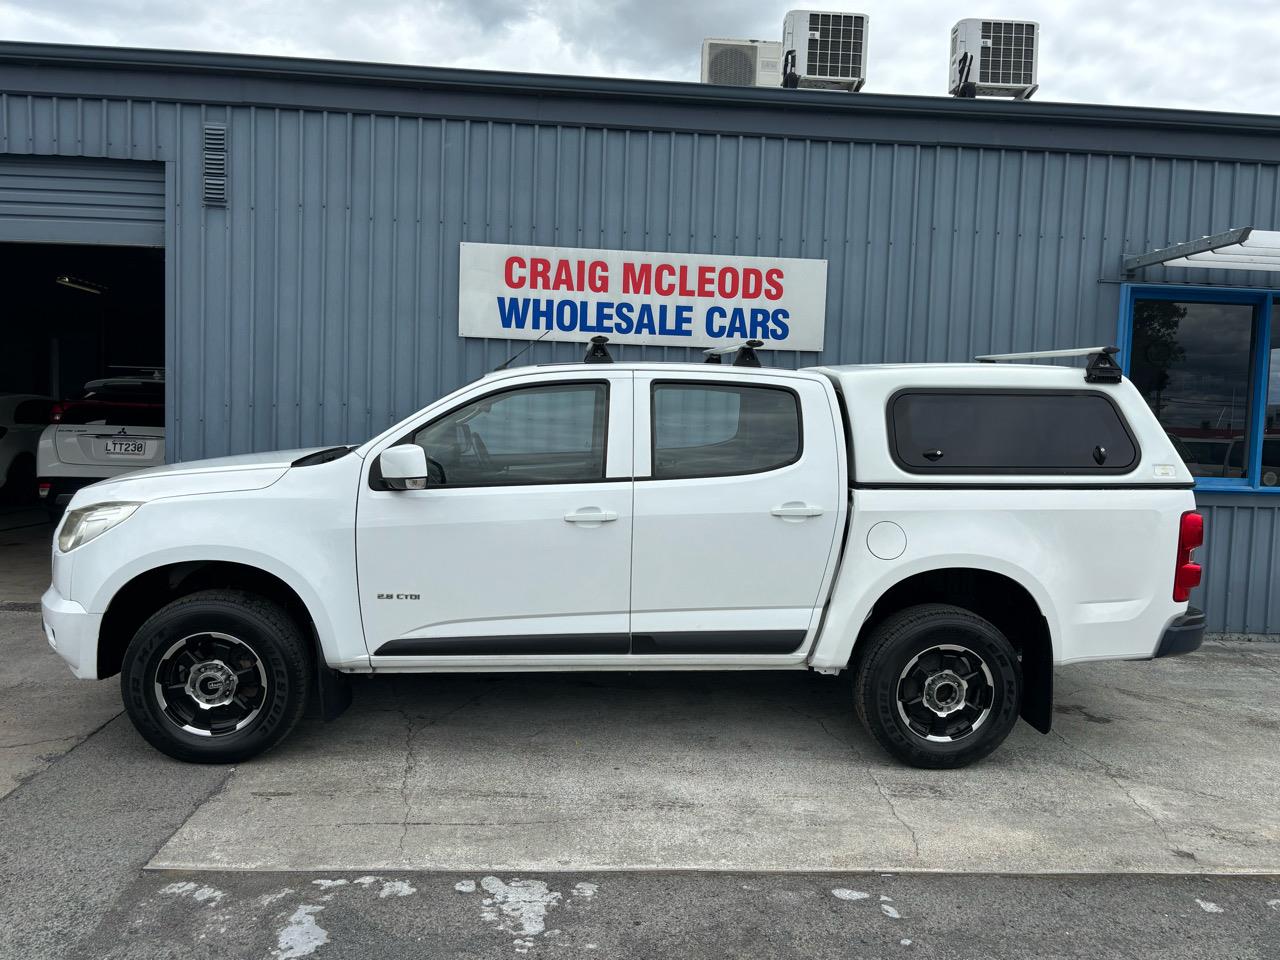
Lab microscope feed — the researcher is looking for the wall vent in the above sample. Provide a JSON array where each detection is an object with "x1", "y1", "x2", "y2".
[{"x1": 202, "y1": 123, "x2": 227, "y2": 206}]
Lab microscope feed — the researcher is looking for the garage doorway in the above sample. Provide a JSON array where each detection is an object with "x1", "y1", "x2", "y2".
[
  {"x1": 0, "y1": 241, "x2": 165, "y2": 497},
  {"x1": 0, "y1": 156, "x2": 165, "y2": 600}
]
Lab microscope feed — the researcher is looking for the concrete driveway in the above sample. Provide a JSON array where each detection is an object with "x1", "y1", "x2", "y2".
[
  {"x1": 148, "y1": 642, "x2": 1280, "y2": 876},
  {"x1": 0, "y1": 507, "x2": 52, "y2": 608},
  {"x1": 3, "y1": 609, "x2": 1279, "y2": 959}
]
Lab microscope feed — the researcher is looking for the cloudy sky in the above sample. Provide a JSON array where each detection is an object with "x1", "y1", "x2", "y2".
[{"x1": 0, "y1": 0, "x2": 1273, "y2": 113}]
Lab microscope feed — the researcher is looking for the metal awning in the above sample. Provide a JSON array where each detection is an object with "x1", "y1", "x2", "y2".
[{"x1": 1124, "y1": 227, "x2": 1280, "y2": 273}]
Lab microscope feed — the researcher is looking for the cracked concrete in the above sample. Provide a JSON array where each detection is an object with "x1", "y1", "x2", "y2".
[{"x1": 151, "y1": 642, "x2": 1280, "y2": 875}]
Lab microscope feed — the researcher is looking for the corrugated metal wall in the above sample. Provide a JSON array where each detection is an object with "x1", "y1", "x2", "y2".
[
  {"x1": 1, "y1": 92, "x2": 1277, "y2": 633},
  {"x1": 1194, "y1": 495, "x2": 1280, "y2": 636}
]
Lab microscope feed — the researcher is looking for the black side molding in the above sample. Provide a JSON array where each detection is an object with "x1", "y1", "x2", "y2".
[
  {"x1": 373, "y1": 631, "x2": 807, "y2": 656},
  {"x1": 374, "y1": 634, "x2": 630, "y2": 656},
  {"x1": 631, "y1": 631, "x2": 807, "y2": 655},
  {"x1": 1153, "y1": 607, "x2": 1206, "y2": 659}
]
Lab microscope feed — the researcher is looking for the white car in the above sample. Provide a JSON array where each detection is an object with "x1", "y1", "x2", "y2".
[
  {"x1": 0, "y1": 393, "x2": 52, "y2": 501},
  {"x1": 41, "y1": 342, "x2": 1204, "y2": 768},
  {"x1": 37, "y1": 376, "x2": 165, "y2": 515}
]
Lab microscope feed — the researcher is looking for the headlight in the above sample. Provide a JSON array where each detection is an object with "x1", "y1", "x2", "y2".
[{"x1": 57, "y1": 502, "x2": 142, "y2": 552}]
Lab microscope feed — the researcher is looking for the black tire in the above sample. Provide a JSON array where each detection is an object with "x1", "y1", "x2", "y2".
[
  {"x1": 853, "y1": 603, "x2": 1020, "y2": 769},
  {"x1": 120, "y1": 589, "x2": 312, "y2": 763}
]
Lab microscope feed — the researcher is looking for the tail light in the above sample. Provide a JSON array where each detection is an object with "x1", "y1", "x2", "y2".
[
  {"x1": 38, "y1": 482, "x2": 51, "y2": 499},
  {"x1": 50, "y1": 402, "x2": 66, "y2": 423},
  {"x1": 1173, "y1": 511, "x2": 1203, "y2": 602}
]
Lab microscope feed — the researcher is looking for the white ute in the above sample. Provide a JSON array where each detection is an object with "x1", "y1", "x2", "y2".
[{"x1": 41, "y1": 340, "x2": 1206, "y2": 768}]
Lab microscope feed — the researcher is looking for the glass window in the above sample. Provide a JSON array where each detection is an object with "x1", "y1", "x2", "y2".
[
  {"x1": 652, "y1": 383, "x2": 800, "y2": 479},
  {"x1": 1264, "y1": 309, "x2": 1280, "y2": 488},
  {"x1": 1129, "y1": 300, "x2": 1257, "y2": 480},
  {"x1": 889, "y1": 391, "x2": 1137, "y2": 473},
  {"x1": 411, "y1": 383, "x2": 607, "y2": 486}
]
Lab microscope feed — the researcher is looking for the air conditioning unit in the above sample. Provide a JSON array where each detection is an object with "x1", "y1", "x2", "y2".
[
  {"x1": 949, "y1": 18, "x2": 1039, "y2": 99},
  {"x1": 700, "y1": 39, "x2": 784, "y2": 88},
  {"x1": 780, "y1": 10, "x2": 869, "y2": 92}
]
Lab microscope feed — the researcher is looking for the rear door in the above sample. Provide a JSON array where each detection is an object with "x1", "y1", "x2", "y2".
[{"x1": 629, "y1": 371, "x2": 845, "y2": 658}]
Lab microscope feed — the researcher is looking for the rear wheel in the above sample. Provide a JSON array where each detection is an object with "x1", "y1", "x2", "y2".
[
  {"x1": 120, "y1": 589, "x2": 312, "y2": 763},
  {"x1": 854, "y1": 603, "x2": 1020, "y2": 769}
]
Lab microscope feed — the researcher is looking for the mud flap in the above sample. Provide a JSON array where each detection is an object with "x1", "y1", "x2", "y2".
[
  {"x1": 304, "y1": 625, "x2": 353, "y2": 721},
  {"x1": 1019, "y1": 636, "x2": 1053, "y2": 734}
]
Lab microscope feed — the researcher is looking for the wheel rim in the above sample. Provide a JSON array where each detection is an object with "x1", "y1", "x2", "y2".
[
  {"x1": 895, "y1": 642, "x2": 995, "y2": 743},
  {"x1": 153, "y1": 632, "x2": 268, "y2": 737}
]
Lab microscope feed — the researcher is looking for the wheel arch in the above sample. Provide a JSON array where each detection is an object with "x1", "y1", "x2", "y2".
[
  {"x1": 97, "y1": 559, "x2": 318, "y2": 680},
  {"x1": 847, "y1": 565, "x2": 1056, "y2": 734}
]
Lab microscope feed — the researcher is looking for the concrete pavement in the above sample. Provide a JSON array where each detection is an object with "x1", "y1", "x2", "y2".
[
  {"x1": 73, "y1": 869, "x2": 1280, "y2": 960},
  {"x1": 0, "y1": 611, "x2": 121, "y2": 797},
  {"x1": 153, "y1": 643, "x2": 1280, "y2": 875},
  {"x1": 2, "y1": 607, "x2": 1279, "y2": 958},
  {"x1": 0, "y1": 508, "x2": 52, "y2": 608}
]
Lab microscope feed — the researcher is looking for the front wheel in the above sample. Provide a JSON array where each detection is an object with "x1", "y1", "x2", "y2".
[
  {"x1": 854, "y1": 603, "x2": 1021, "y2": 769},
  {"x1": 120, "y1": 589, "x2": 312, "y2": 763}
]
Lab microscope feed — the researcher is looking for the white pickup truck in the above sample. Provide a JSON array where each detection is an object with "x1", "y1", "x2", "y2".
[{"x1": 41, "y1": 341, "x2": 1206, "y2": 768}]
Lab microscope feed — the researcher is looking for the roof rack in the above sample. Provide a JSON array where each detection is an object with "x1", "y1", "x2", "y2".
[
  {"x1": 973, "y1": 345, "x2": 1122, "y2": 384},
  {"x1": 703, "y1": 339, "x2": 765, "y2": 367},
  {"x1": 583, "y1": 335, "x2": 614, "y2": 364}
]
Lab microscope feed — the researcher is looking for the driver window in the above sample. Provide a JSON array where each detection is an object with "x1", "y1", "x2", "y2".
[{"x1": 411, "y1": 382, "x2": 607, "y2": 486}]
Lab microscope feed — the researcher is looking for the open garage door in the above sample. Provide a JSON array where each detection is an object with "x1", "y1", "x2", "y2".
[
  {"x1": 0, "y1": 156, "x2": 164, "y2": 247},
  {"x1": 0, "y1": 156, "x2": 165, "y2": 536}
]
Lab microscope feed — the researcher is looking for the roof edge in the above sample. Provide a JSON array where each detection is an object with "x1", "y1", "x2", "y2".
[{"x1": 2, "y1": 40, "x2": 1280, "y2": 135}]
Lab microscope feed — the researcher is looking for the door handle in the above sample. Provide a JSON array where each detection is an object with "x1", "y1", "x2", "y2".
[
  {"x1": 771, "y1": 502, "x2": 824, "y2": 519},
  {"x1": 564, "y1": 508, "x2": 619, "y2": 524}
]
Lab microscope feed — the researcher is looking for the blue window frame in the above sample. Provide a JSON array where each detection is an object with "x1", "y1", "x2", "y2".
[{"x1": 1118, "y1": 283, "x2": 1278, "y2": 494}]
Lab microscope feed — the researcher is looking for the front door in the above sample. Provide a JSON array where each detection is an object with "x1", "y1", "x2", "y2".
[
  {"x1": 357, "y1": 372, "x2": 633, "y2": 660},
  {"x1": 629, "y1": 372, "x2": 844, "y2": 657}
]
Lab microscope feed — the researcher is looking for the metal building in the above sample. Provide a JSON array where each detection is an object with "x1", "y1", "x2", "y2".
[{"x1": 0, "y1": 41, "x2": 1277, "y2": 634}]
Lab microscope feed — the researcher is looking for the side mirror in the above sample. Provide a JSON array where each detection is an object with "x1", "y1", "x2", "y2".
[{"x1": 380, "y1": 444, "x2": 429, "y2": 491}]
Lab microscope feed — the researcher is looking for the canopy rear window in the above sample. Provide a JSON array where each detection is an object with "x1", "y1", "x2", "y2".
[{"x1": 888, "y1": 390, "x2": 1139, "y2": 474}]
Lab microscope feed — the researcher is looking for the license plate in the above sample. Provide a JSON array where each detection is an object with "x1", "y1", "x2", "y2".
[{"x1": 104, "y1": 439, "x2": 147, "y2": 456}]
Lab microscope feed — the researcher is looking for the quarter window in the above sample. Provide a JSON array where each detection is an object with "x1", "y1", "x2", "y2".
[
  {"x1": 889, "y1": 391, "x2": 1138, "y2": 473},
  {"x1": 652, "y1": 383, "x2": 800, "y2": 479},
  {"x1": 411, "y1": 382, "x2": 607, "y2": 486}
]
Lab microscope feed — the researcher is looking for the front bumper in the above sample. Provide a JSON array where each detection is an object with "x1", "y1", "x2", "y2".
[
  {"x1": 41, "y1": 584, "x2": 102, "y2": 679},
  {"x1": 1154, "y1": 606, "x2": 1205, "y2": 659}
]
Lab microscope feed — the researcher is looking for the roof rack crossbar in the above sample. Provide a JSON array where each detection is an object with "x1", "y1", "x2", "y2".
[
  {"x1": 703, "y1": 339, "x2": 765, "y2": 367},
  {"x1": 974, "y1": 345, "x2": 1123, "y2": 384},
  {"x1": 974, "y1": 346, "x2": 1117, "y2": 362}
]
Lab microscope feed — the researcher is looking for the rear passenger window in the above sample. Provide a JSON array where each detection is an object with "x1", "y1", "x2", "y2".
[
  {"x1": 653, "y1": 383, "x2": 800, "y2": 479},
  {"x1": 889, "y1": 391, "x2": 1138, "y2": 474}
]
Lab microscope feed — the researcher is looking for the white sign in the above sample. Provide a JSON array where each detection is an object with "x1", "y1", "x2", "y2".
[{"x1": 458, "y1": 242, "x2": 828, "y2": 351}]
